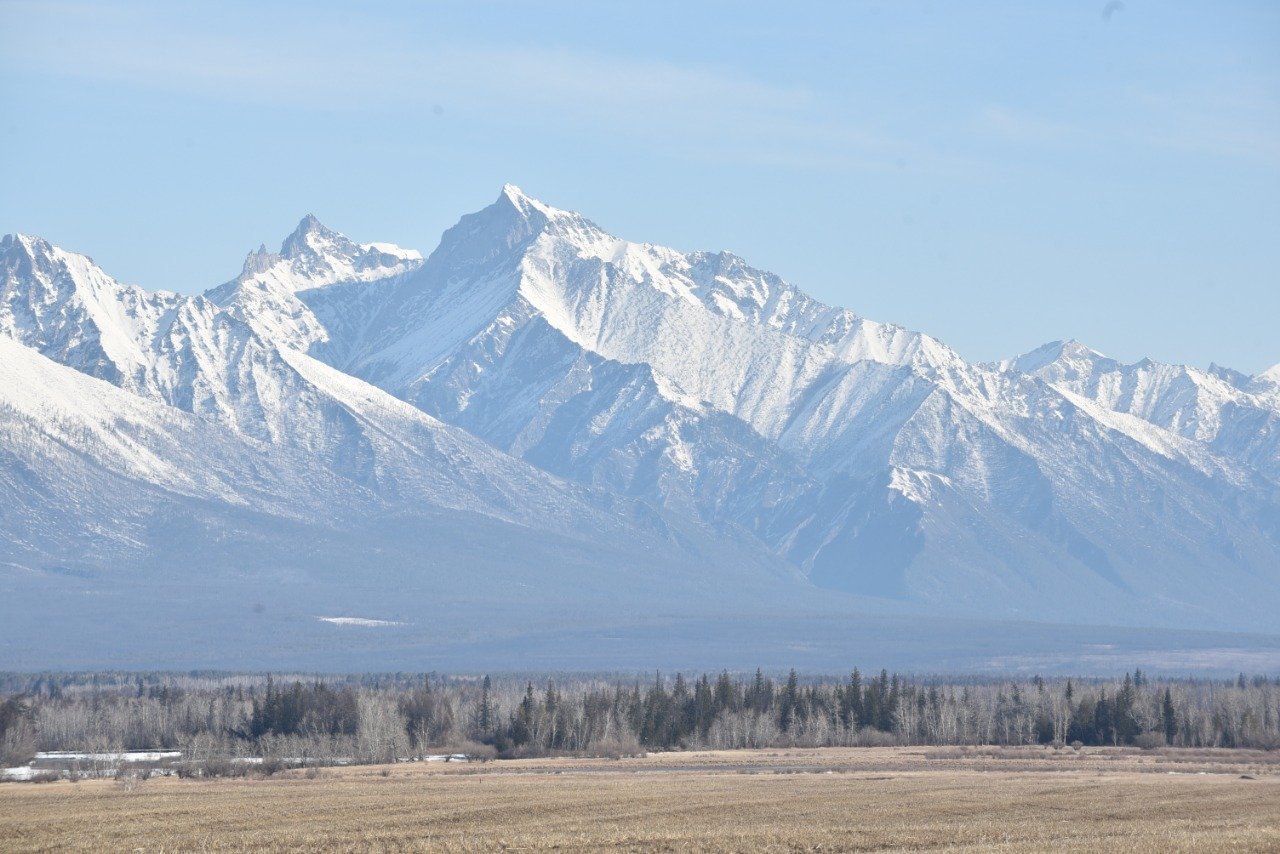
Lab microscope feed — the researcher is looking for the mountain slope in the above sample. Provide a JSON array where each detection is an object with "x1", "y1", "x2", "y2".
[
  {"x1": 3, "y1": 186, "x2": 1279, "y2": 658},
  {"x1": 202, "y1": 187, "x2": 1280, "y2": 631},
  {"x1": 0, "y1": 235, "x2": 789, "y2": 579},
  {"x1": 0, "y1": 321, "x2": 817, "y2": 658},
  {"x1": 1005, "y1": 340, "x2": 1280, "y2": 482},
  {"x1": 2, "y1": 335, "x2": 831, "y2": 673}
]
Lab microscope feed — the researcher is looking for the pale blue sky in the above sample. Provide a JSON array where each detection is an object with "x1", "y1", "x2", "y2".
[{"x1": 2, "y1": 1, "x2": 1277, "y2": 372}]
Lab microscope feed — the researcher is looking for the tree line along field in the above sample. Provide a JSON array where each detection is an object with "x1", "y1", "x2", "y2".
[
  {"x1": 2, "y1": 672, "x2": 1277, "y2": 851},
  {"x1": 1, "y1": 747, "x2": 1278, "y2": 852},
  {"x1": 2, "y1": 669, "x2": 1278, "y2": 772}
]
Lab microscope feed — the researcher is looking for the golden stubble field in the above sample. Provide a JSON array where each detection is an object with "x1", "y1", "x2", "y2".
[{"x1": 1, "y1": 746, "x2": 1278, "y2": 852}]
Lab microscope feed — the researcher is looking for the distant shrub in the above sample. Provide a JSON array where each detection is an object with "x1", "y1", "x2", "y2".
[
  {"x1": 923, "y1": 749, "x2": 964, "y2": 760},
  {"x1": 588, "y1": 737, "x2": 642, "y2": 761},
  {"x1": 1251, "y1": 733, "x2": 1279, "y2": 752},
  {"x1": 854, "y1": 728, "x2": 898, "y2": 747},
  {"x1": 114, "y1": 769, "x2": 146, "y2": 791},
  {"x1": 0, "y1": 717, "x2": 36, "y2": 767},
  {"x1": 447, "y1": 740, "x2": 498, "y2": 762},
  {"x1": 498, "y1": 744, "x2": 551, "y2": 760},
  {"x1": 200, "y1": 756, "x2": 249, "y2": 778},
  {"x1": 1134, "y1": 732, "x2": 1166, "y2": 751},
  {"x1": 204, "y1": 756, "x2": 231, "y2": 777}
]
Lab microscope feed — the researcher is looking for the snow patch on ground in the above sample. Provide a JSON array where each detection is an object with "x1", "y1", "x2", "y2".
[
  {"x1": 35, "y1": 750, "x2": 181, "y2": 762},
  {"x1": 317, "y1": 616, "x2": 405, "y2": 627},
  {"x1": 1, "y1": 766, "x2": 39, "y2": 781}
]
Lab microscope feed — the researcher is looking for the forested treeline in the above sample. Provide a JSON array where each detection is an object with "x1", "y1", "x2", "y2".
[{"x1": 2, "y1": 669, "x2": 1277, "y2": 768}]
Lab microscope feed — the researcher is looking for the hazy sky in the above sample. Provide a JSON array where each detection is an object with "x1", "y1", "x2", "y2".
[{"x1": 2, "y1": 1, "x2": 1277, "y2": 372}]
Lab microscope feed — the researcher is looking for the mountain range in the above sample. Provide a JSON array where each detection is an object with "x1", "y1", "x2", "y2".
[{"x1": 2, "y1": 186, "x2": 1278, "y2": 671}]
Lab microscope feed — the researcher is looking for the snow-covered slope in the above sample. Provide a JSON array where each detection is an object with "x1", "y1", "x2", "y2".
[
  {"x1": 206, "y1": 215, "x2": 422, "y2": 357},
  {"x1": 201, "y1": 187, "x2": 1279, "y2": 630},
  {"x1": 0, "y1": 335, "x2": 816, "y2": 674},
  {"x1": 3, "y1": 187, "x2": 1279, "y2": 649},
  {"x1": 1005, "y1": 340, "x2": 1280, "y2": 482},
  {"x1": 0, "y1": 234, "x2": 778, "y2": 573},
  {"x1": 1, "y1": 233, "x2": 184, "y2": 388}
]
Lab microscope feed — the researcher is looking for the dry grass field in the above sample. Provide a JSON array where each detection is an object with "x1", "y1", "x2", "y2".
[{"x1": 2, "y1": 746, "x2": 1278, "y2": 852}]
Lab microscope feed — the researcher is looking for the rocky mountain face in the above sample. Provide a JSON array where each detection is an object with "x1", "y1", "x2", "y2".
[{"x1": 3, "y1": 188, "x2": 1279, "y2": 668}]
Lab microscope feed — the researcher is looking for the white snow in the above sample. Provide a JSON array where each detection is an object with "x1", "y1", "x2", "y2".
[
  {"x1": 317, "y1": 616, "x2": 405, "y2": 627},
  {"x1": 35, "y1": 750, "x2": 182, "y2": 762},
  {"x1": 1, "y1": 767, "x2": 39, "y2": 781},
  {"x1": 363, "y1": 242, "x2": 423, "y2": 261},
  {"x1": 3, "y1": 186, "x2": 1280, "y2": 632}
]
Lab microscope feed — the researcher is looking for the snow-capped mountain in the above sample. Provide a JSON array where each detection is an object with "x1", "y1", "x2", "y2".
[
  {"x1": 1004, "y1": 339, "x2": 1280, "y2": 482},
  {"x1": 3, "y1": 188, "x2": 1279, "y2": 669},
  {"x1": 204, "y1": 186, "x2": 1277, "y2": 627},
  {"x1": 0, "y1": 230, "x2": 778, "y2": 565}
]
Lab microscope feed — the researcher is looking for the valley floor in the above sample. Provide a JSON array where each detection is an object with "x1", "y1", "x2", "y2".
[{"x1": 1, "y1": 746, "x2": 1278, "y2": 852}]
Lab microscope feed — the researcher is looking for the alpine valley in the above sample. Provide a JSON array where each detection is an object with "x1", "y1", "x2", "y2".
[{"x1": 3, "y1": 187, "x2": 1279, "y2": 672}]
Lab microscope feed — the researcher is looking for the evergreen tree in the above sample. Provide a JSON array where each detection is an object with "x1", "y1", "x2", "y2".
[
  {"x1": 1113, "y1": 674, "x2": 1137, "y2": 745},
  {"x1": 780, "y1": 670, "x2": 799, "y2": 733},
  {"x1": 713, "y1": 671, "x2": 736, "y2": 715},
  {"x1": 876, "y1": 670, "x2": 894, "y2": 731},
  {"x1": 746, "y1": 669, "x2": 772, "y2": 714},
  {"x1": 693, "y1": 674, "x2": 715, "y2": 740},
  {"x1": 477, "y1": 675, "x2": 494, "y2": 736},
  {"x1": 1094, "y1": 689, "x2": 1113, "y2": 745},
  {"x1": 1162, "y1": 688, "x2": 1177, "y2": 745},
  {"x1": 511, "y1": 682, "x2": 536, "y2": 746},
  {"x1": 842, "y1": 669, "x2": 864, "y2": 730}
]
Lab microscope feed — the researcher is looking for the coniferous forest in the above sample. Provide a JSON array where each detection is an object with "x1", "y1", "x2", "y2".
[{"x1": 2, "y1": 670, "x2": 1277, "y2": 772}]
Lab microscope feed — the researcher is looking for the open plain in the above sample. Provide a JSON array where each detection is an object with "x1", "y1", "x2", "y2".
[{"x1": 1, "y1": 746, "x2": 1278, "y2": 852}]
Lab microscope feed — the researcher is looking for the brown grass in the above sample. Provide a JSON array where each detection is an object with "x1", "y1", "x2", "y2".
[{"x1": 1, "y1": 747, "x2": 1278, "y2": 851}]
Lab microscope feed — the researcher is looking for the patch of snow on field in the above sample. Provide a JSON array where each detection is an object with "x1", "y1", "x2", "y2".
[
  {"x1": 317, "y1": 616, "x2": 405, "y2": 627},
  {"x1": 35, "y1": 750, "x2": 182, "y2": 762},
  {"x1": 1, "y1": 767, "x2": 39, "y2": 781},
  {"x1": 231, "y1": 756, "x2": 354, "y2": 765}
]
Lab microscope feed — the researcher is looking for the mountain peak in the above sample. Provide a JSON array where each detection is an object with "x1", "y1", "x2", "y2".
[
  {"x1": 1001, "y1": 339, "x2": 1107, "y2": 374},
  {"x1": 1058, "y1": 339, "x2": 1106, "y2": 360},
  {"x1": 423, "y1": 186, "x2": 564, "y2": 272},
  {"x1": 240, "y1": 243, "x2": 277, "y2": 278},
  {"x1": 1207, "y1": 362, "x2": 1251, "y2": 389},
  {"x1": 219, "y1": 215, "x2": 423, "y2": 305},
  {"x1": 0, "y1": 234, "x2": 99, "y2": 285},
  {"x1": 2, "y1": 232, "x2": 55, "y2": 260},
  {"x1": 280, "y1": 213, "x2": 341, "y2": 258},
  {"x1": 497, "y1": 183, "x2": 566, "y2": 222}
]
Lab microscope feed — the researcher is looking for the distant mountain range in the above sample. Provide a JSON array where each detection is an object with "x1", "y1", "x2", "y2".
[{"x1": 2, "y1": 186, "x2": 1278, "y2": 670}]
